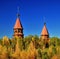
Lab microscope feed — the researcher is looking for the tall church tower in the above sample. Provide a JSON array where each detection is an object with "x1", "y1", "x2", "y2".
[
  {"x1": 41, "y1": 23, "x2": 49, "y2": 45},
  {"x1": 13, "y1": 11, "x2": 23, "y2": 38}
]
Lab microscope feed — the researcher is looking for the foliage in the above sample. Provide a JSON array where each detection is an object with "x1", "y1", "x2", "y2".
[{"x1": 0, "y1": 35, "x2": 60, "y2": 59}]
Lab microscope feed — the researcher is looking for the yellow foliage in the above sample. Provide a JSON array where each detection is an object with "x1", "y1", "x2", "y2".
[
  {"x1": 0, "y1": 46, "x2": 8, "y2": 59},
  {"x1": 27, "y1": 41, "x2": 37, "y2": 59},
  {"x1": 0, "y1": 36, "x2": 60, "y2": 59},
  {"x1": 15, "y1": 39, "x2": 20, "y2": 53},
  {"x1": 56, "y1": 46, "x2": 60, "y2": 54},
  {"x1": 0, "y1": 45, "x2": 3, "y2": 55},
  {"x1": 49, "y1": 45, "x2": 54, "y2": 53},
  {"x1": 2, "y1": 36, "x2": 10, "y2": 45},
  {"x1": 21, "y1": 50, "x2": 28, "y2": 59},
  {"x1": 51, "y1": 55, "x2": 58, "y2": 59}
]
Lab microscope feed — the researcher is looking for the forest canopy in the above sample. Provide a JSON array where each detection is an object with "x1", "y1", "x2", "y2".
[{"x1": 0, "y1": 35, "x2": 60, "y2": 59}]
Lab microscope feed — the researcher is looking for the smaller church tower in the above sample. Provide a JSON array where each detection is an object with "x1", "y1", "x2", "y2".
[
  {"x1": 40, "y1": 23, "x2": 49, "y2": 45},
  {"x1": 13, "y1": 11, "x2": 23, "y2": 38}
]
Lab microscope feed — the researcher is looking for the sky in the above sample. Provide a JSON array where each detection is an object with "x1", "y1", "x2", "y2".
[{"x1": 0, "y1": 0, "x2": 60, "y2": 38}]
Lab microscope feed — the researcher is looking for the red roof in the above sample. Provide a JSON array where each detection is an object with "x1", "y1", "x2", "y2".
[
  {"x1": 14, "y1": 18, "x2": 23, "y2": 29},
  {"x1": 41, "y1": 23, "x2": 49, "y2": 35}
]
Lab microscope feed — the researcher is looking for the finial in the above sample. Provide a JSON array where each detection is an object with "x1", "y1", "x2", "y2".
[
  {"x1": 43, "y1": 16, "x2": 46, "y2": 25},
  {"x1": 17, "y1": 6, "x2": 20, "y2": 18},
  {"x1": 44, "y1": 22, "x2": 46, "y2": 25}
]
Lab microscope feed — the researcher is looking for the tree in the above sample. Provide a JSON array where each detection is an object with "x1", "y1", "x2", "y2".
[
  {"x1": 24, "y1": 35, "x2": 33, "y2": 50},
  {"x1": 37, "y1": 48, "x2": 42, "y2": 59},
  {"x1": 50, "y1": 37, "x2": 60, "y2": 46},
  {"x1": 32, "y1": 35, "x2": 39, "y2": 49},
  {"x1": 2, "y1": 36, "x2": 10, "y2": 46},
  {"x1": 27, "y1": 41, "x2": 37, "y2": 59}
]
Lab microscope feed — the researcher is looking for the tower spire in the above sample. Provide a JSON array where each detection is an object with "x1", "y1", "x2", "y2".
[
  {"x1": 13, "y1": 7, "x2": 23, "y2": 38},
  {"x1": 41, "y1": 23, "x2": 49, "y2": 36}
]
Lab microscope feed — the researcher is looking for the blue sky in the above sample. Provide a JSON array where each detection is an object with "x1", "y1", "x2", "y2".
[{"x1": 0, "y1": 0, "x2": 60, "y2": 38}]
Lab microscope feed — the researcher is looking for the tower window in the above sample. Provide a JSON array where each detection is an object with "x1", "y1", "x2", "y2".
[
  {"x1": 18, "y1": 29, "x2": 21, "y2": 32},
  {"x1": 14, "y1": 30, "x2": 17, "y2": 33}
]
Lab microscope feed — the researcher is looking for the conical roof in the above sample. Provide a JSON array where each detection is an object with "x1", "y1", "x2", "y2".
[
  {"x1": 14, "y1": 17, "x2": 23, "y2": 29},
  {"x1": 41, "y1": 23, "x2": 49, "y2": 36}
]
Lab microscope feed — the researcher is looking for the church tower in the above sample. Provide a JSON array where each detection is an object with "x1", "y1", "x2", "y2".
[
  {"x1": 40, "y1": 23, "x2": 49, "y2": 45},
  {"x1": 13, "y1": 11, "x2": 23, "y2": 38}
]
